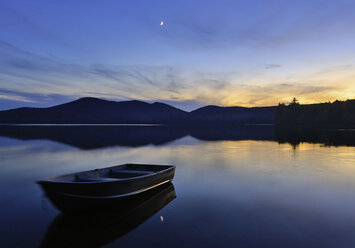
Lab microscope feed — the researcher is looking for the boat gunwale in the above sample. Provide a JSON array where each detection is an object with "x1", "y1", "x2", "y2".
[
  {"x1": 45, "y1": 179, "x2": 173, "y2": 199},
  {"x1": 37, "y1": 163, "x2": 175, "y2": 185}
]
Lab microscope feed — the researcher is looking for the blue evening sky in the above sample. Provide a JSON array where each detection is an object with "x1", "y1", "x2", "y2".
[{"x1": 0, "y1": 0, "x2": 354, "y2": 110}]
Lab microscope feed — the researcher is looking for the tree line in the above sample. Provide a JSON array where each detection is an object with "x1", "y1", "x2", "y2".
[{"x1": 275, "y1": 98, "x2": 355, "y2": 127}]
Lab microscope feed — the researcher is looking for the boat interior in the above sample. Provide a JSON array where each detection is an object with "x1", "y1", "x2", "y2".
[{"x1": 47, "y1": 164, "x2": 173, "y2": 183}]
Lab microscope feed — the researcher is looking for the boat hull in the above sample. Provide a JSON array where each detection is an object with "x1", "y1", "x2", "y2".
[
  {"x1": 44, "y1": 181, "x2": 176, "y2": 213},
  {"x1": 38, "y1": 164, "x2": 175, "y2": 202}
]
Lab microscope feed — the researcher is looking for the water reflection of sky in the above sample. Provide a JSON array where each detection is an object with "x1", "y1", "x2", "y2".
[{"x1": 0, "y1": 134, "x2": 355, "y2": 247}]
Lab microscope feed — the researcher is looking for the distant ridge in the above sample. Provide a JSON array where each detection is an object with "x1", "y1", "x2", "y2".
[
  {"x1": 0, "y1": 97, "x2": 188, "y2": 124},
  {"x1": 0, "y1": 97, "x2": 277, "y2": 125},
  {"x1": 190, "y1": 105, "x2": 276, "y2": 124}
]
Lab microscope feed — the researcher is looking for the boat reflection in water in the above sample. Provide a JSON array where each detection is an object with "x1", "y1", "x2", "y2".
[{"x1": 39, "y1": 182, "x2": 176, "y2": 248}]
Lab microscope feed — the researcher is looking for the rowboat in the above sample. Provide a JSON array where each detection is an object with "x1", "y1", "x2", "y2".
[{"x1": 38, "y1": 163, "x2": 175, "y2": 210}]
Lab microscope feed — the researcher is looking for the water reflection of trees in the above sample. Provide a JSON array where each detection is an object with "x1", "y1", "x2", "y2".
[{"x1": 275, "y1": 127, "x2": 355, "y2": 147}]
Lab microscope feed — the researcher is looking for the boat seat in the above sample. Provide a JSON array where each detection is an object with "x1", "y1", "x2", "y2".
[
  {"x1": 74, "y1": 174, "x2": 117, "y2": 182},
  {"x1": 109, "y1": 169, "x2": 154, "y2": 178}
]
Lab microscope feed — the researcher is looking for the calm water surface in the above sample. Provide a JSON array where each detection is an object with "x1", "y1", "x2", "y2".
[{"x1": 0, "y1": 126, "x2": 354, "y2": 247}]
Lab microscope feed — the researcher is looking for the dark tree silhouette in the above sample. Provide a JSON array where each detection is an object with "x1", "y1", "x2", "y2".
[
  {"x1": 290, "y1": 97, "x2": 299, "y2": 106},
  {"x1": 276, "y1": 99, "x2": 355, "y2": 127}
]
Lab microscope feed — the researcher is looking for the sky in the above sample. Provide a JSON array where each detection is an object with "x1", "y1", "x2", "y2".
[{"x1": 0, "y1": 0, "x2": 354, "y2": 111}]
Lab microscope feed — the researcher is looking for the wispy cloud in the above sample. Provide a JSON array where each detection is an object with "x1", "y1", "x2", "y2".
[
  {"x1": 0, "y1": 40, "x2": 222, "y2": 109},
  {"x1": 261, "y1": 64, "x2": 282, "y2": 70},
  {"x1": 221, "y1": 82, "x2": 349, "y2": 107},
  {"x1": 315, "y1": 64, "x2": 353, "y2": 75},
  {"x1": 0, "y1": 39, "x2": 353, "y2": 111}
]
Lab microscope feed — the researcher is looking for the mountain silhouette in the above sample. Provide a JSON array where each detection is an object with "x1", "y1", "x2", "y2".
[
  {"x1": 0, "y1": 97, "x2": 189, "y2": 124},
  {"x1": 190, "y1": 105, "x2": 276, "y2": 125},
  {"x1": 0, "y1": 97, "x2": 276, "y2": 125}
]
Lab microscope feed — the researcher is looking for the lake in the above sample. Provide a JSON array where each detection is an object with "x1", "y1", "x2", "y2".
[{"x1": 0, "y1": 125, "x2": 354, "y2": 248}]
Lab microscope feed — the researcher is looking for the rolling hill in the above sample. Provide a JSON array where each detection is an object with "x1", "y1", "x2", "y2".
[{"x1": 0, "y1": 97, "x2": 276, "y2": 125}]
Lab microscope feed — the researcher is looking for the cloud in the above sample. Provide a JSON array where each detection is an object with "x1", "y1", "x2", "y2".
[
  {"x1": 0, "y1": 40, "x2": 353, "y2": 111},
  {"x1": 0, "y1": 88, "x2": 76, "y2": 110},
  {"x1": 261, "y1": 64, "x2": 282, "y2": 69},
  {"x1": 221, "y1": 82, "x2": 345, "y2": 107},
  {"x1": 0, "y1": 93, "x2": 34, "y2": 103},
  {"x1": 0, "y1": 40, "x2": 231, "y2": 109},
  {"x1": 316, "y1": 64, "x2": 353, "y2": 75},
  {"x1": 156, "y1": 99, "x2": 205, "y2": 112}
]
